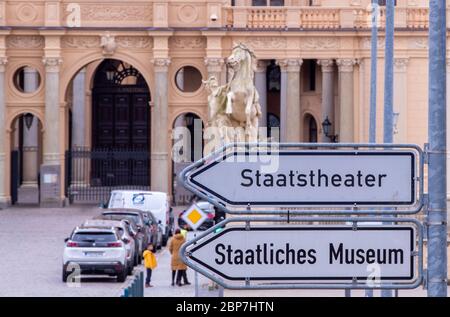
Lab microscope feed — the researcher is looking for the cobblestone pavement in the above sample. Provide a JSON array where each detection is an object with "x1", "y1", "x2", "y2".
[
  {"x1": 0, "y1": 205, "x2": 447, "y2": 297},
  {"x1": 0, "y1": 205, "x2": 136, "y2": 297}
]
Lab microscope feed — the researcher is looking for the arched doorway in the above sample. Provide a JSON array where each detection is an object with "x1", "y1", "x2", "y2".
[
  {"x1": 10, "y1": 113, "x2": 43, "y2": 205},
  {"x1": 171, "y1": 113, "x2": 204, "y2": 205},
  {"x1": 66, "y1": 59, "x2": 151, "y2": 203},
  {"x1": 304, "y1": 114, "x2": 318, "y2": 143}
]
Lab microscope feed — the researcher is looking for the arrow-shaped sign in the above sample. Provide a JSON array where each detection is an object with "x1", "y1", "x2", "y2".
[
  {"x1": 186, "y1": 225, "x2": 415, "y2": 282},
  {"x1": 185, "y1": 149, "x2": 416, "y2": 208}
]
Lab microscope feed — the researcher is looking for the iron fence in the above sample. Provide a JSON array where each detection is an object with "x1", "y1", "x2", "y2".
[{"x1": 66, "y1": 147, "x2": 150, "y2": 204}]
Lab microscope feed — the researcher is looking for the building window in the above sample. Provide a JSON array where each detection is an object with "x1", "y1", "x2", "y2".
[
  {"x1": 13, "y1": 66, "x2": 41, "y2": 94},
  {"x1": 175, "y1": 66, "x2": 203, "y2": 93},
  {"x1": 377, "y1": 0, "x2": 397, "y2": 6},
  {"x1": 252, "y1": 0, "x2": 284, "y2": 6},
  {"x1": 303, "y1": 60, "x2": 316, "y2": 92}
]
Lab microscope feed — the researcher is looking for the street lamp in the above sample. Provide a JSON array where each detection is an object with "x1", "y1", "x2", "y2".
[
  {"x1": 105, "y1": 64, "x2": 116, "y2": 82},
  {"x1": 321, "y1": 117, "x2": 338, "y2": 143},
  {"x1": 24, "y1": 113, "x2": 34, "y2": 130}
]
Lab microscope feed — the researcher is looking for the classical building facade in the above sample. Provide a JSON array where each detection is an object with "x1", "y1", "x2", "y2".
[{"x1": 0, "y1": 0, "x2": 443, "y2": 206}]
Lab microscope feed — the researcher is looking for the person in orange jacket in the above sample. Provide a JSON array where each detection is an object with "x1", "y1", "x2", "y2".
[{"x1": 143, "y1": 243, "x2": 157, "y2": 288}]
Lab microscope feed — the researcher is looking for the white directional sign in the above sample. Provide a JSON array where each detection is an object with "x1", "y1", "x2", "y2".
[
  {"x1": 187, "y1": 150, "x2": 417, "y2": 207},
  {"x1": 187, "y1": 225, "x2": 416, "y2": 282}
]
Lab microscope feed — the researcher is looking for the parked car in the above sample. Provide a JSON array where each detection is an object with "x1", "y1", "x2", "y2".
[
  {"x1": 95, "y1": 214, "x2": 144, "y2": 265},
  {"x1": 82, "y1": 219, "x2": 136, "y2": 275},
  {"x1": 145, "y1": 210, "x2": 164, "y2": 249},
  {"x1": 178, "y1": 201, "x2": 216, "y2": 231},
  {"x1": 62, "y1": 227, "x2": 128, "y2": 282},
  {"x1": 99, "y1": 209, "x2": 154, "y2": 254},
  {"x1": 107, "y1": 190, "x2": 174, "y2": 246}
]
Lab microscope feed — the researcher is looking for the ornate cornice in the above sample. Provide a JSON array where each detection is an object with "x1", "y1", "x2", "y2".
[
  {"x1": 336, "y1": 59, "x2": 357, "y2": 73},
  {"x1": 317, "y1": 59, "x2": 334, "y2": 73},
  {"x1": 42, "y1": 57, "x2": 63, "y2": 73},
  {"x1": 277, "y1": 59, "x2": 303, "y2": 72},
  {"x1": 151, "y1": 58, "x2": 171, "y2": 72}
]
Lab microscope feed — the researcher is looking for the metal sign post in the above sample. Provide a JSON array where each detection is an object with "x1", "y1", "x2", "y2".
[{"x1": 427, "y1": 0, "x2": 448, "y2": 297}]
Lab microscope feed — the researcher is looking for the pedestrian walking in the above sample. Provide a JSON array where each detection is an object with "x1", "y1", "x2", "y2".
[
  {"x1": 169, "y1": 229, "x2": 191, "y2": 287},
  {"x1": 142, "y1": 243, "x2": 157, "y2": 288}
]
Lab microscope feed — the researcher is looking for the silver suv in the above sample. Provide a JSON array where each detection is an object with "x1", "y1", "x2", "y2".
[{"x1": 62, "y1": 227, "x2": 128, "y2": 283}]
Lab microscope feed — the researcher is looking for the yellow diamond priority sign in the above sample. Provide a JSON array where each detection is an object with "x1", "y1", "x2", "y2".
[{"x1": 182, "y1": 204, "x2": 208, "y2": 231}]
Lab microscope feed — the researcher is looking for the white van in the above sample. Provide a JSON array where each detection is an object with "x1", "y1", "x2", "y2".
[{"x1": 107, "y1": 190, "x2": 174, "y2": 246}]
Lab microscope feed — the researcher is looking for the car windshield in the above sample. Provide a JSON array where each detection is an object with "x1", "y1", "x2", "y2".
[
  {"x1": 72, "y1": 232, "x2": 116, "y2": 242},
  {"x1": 103, "y1": 213, "x2": 142, "y2": 226}
]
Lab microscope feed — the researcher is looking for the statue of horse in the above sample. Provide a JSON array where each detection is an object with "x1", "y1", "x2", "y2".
[{"x1": 203, "y1": 43, "x2": 262, "y2": 153}]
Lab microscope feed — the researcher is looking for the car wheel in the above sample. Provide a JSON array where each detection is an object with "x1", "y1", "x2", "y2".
[
  {"x1": 117, "y1": 267, "x2": 127, "y2": 283},
  {"x1": 62, "y1": 267, "x2": 68, "y2": 283},
  {"x1": 127, "y1": 264, "x2": 133, "y2": 276}
]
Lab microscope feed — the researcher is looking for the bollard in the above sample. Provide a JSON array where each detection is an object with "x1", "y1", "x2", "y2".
[
  {"x1": 123, "y1": 287, "x2": 130, "y2": 298},
  {"x1": 140, "y1": 271, "x2": 144, "y2": 296}
]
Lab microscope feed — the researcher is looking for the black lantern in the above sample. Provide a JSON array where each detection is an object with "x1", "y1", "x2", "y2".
[
  {"x1": 321, "y1": 116, "x2": 338, "y2": 143},
  {"x1": 24, "y1": 113, "x2": 34, "y2": 130},
  {"x1": 105, "y1": 64, "x2": 116, "y2": 82}
]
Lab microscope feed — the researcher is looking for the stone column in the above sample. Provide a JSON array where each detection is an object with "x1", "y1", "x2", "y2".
[
  {"x1": 18, "y1": 67, "x2": 40, "y2": 204},
  {"x1": 41, "y1": 57, "x2": 63, "y2": 206},
  {"x1": 278, "y1": 59, "x2": 303, "y2": 142},
  {"x1": 205, "y1": 58, "x2": 225, "y2": 120},
  {"x1": 336, "y1": 59, "x2": 357, "y2": 143},
  {"x1": 0, "y1": 57, "x2": 8, "y2": 207},
  {"x1": 72, "y1": 68, "x2": 86, "y2": 148},
  {"x1": 255, "y1": 60, "x2": 268, "y2": 128},
  {"x1": 393, "y1": 58, "x2": 409, "y2": 143},
  {"x1": 205, "y1": 58, "x2": 224, "y2": 85},
  {"x1": 151, "y1": 58, "x2": 170, "y2": 193},
  {"x1": 317, "y1": 59, "x2": 335, "y2": 142}
]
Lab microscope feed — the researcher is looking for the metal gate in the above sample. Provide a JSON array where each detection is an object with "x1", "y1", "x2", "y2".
[
  {"x1": 10, "y1": 150, "x2": 20, "y2": 204},
  {"x1": 66, "y1": 147, "x2": 151, "y2": 204}
]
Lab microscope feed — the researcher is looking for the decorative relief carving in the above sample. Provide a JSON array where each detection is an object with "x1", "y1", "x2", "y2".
[
  {"x1": 116, "y1": 37, "x2": 152, "y2": 49},
  {"x1": 409, "y1": 37, "x2": 428, "y2": 49},
  {"x1": 317, "y1": 59, "x2": 335, "y2": 73},
  {"x1": 244, "y1": 37, "x2": 287, "y2": 49},
  {"x1": 204, "y1": 58, "x2": 225, "y2": 68},
  {"x1": 151, "y1": 58, "x2": 171, "y2": 72},
  {"x1": 101, "y1": 32, "x2": 117, "y2": 56},
  {"x1": 362, "y1": 37, "x2": 386, "y2": 50},
  {"x1": 43, "y1": 57, "x2": 63, "y2": 72},
  {"x1": 62, "y1": 4, "x2": 152, "y2": 22},
  {"x1": 62, "y1": 36, "x2": 100, "y2": 49},
  {"x1": 277, "y1": 59, "x2": 303, "y2": 72},
  {"x1": 170, "y1": 37, "x2": 206, "y2": 49},
  {"x1": 16, "y1": 3, "x2": 38, "y2": 23},
  {"x1": 394, "y1": 58, "x2": 409, "y2": 72},
  {"x1": 301, "y1": 38, "x2": 339, "y2": 50},
  {"x1": 7, "y1": 36, "x2": 44, "y2": 49},
  {"x1": 336, "y1": 59, "x2": 358, "y2": 73},
  {"x1": 177, "y1": 4, "x2": 199, "y2": 23}
]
